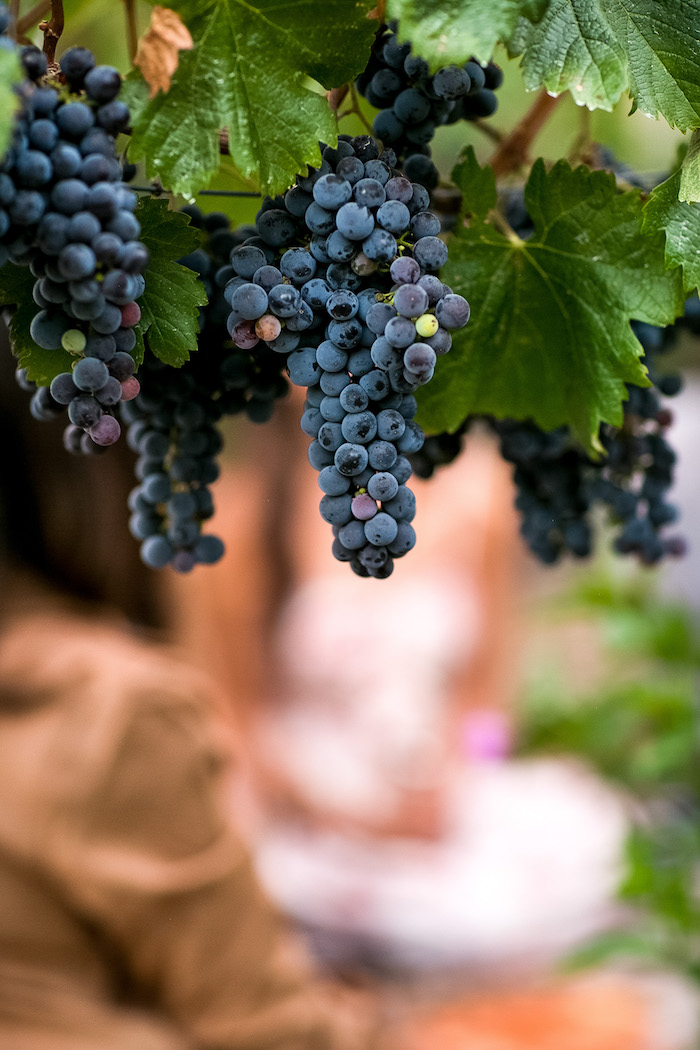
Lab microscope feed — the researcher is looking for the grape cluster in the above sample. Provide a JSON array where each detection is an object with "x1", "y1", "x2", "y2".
[
  {"x1": 177, "y1": 207, "x2": 290, "y2": 425},
  {"x1": 491, "y1": 322, "x2": 684, "y2": 565},
  {"x1": 221, "y1": 133, "x2": 469, "y2": 577},
  {"x1": 0, "y1": 10, "x2": 146, "y2": 452},
  {"x1": 122, "y1": 356, "x2": 225, "y2": 573},
  {"x1": 120, "y1": 209, "x2": 291, "y2": 571},
  {"x1": 410, "y1": 321, "x2": 688, "y2": 566},
  {"x1": 356, "y1": 22, "x2": 503, "y2": 192}
]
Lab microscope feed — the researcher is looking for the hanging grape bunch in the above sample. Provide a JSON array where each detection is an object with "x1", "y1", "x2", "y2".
[
  {"x1": 221, "y1": 134, "x2": 470, "y2": 578},
  {"x1": 122, "y1": 210, "x2": 292, "y2": 572},
  {"x1": 0, "y1": 8, "x2": 147, "y2": 454},
  {"x1": 356, "y1": 21, "x2": 503, "y2": 191}
]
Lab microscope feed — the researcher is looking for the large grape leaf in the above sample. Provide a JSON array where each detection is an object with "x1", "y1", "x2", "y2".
[
  {"x1": 510, "y1": 0, "x2": 700, "y2": 130},
  {"x1": 416, "y1": 150, "x2": 684, "y2": 455},
  {"x1": 0, "y1": 264, "x2": 74, "y2": 384},
  {"x1": 0, "y1": 45, "x2": 22, "y2": 161},
  {"x1": 134, "y1": 197, "x2": 207, "y2": 367},
  {"x1": 129, "y1": 0, "x2": 377, "y2": 199},
  {"x1": 643, "y1": 170, "x2": 700, "y2": 293},
  {"x1": 386, "y1": 0, "x2": 548, "y2": 66}
]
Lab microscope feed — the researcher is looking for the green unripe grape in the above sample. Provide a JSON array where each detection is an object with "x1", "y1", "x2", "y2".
[
  {"x1": 415, "y1": 313, "x2": 438, "y2": 338},
  {"x1": 62, "y1": 329, "x2": 87, "y2": 355}
]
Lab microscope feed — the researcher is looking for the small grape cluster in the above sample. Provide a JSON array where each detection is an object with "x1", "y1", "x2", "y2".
[
  {"x1": 0, "y1": 7, "x2": 146, "y2": 452},
  {"x1": 410, "y1": 319, "x2": 687, "y2": 565},
  {"x1": 122, "y1": 356, "x2": 225, "y2": 573},
  {"x1": 356, "y1": 21, "x2": 503, "y2": 191},
  {"x1": 120, "y1": 209, "x2": 291, "y2": 572},
  {"x1": 221, "y1": 133, "x2": 469, "y2": 577},
  {"x1": 492, "y1": 322, "x2": 684, "y2": 565},
  {"x1": 177, "y1": 207, "x2": 290, "y2": 424}
]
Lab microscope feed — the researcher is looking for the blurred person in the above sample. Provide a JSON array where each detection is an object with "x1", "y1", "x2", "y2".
[
  {"x1": 0, "y1": 325, "x2": 383, "y2": 1050},
  {"x1": 169, "y1": 397, "x2": 627, "y2": 976},
  {"x1": 170, "y1": 396, "x2": 520, "y2": 843}
]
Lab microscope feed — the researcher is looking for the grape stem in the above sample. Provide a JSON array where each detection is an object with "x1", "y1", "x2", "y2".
[
  {"x1": 338, "y1": 80, "x2": 374, "y2": 135},
  {"x1": 567, "y1": 105, "x2": 592, "y2": 166},
  {"x1": 369, "y1": 0, "x2": 386, "y2": 24},
  {"x1": 472, "y1": 119, "x2": 504, "y2": 145},
  {"x1": 122, "y1": 0, "x2": 138, "y2": 64},
  {"x1": 489, "y1": 89, "x2": 565, "y2": 178},
  {"x1": 327, "y1": 85, "x2": 349, "y2": 114},
  {"x1": 38, "y1": 0, "x2": 64, "y2": 66}
]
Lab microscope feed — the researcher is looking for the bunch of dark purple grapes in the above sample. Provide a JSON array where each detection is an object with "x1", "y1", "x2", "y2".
[
  {"x1": 356, "y1": 21, "x2": 502, "y2": 192},
  {"x1": 120, "y1": 209, "x2": 291, "y2": 572},
  {"x1": 488, "y1": 317, "x2": 685, "y2": 565},
  {"x1": 0, "y1": 5, "x2": 146, "y2": 453},
  {"x1": 121, "y1": 355, "x2": 225, "y2": 573},
  {"x1": 220, "y1": 133, "x2": 469, "y2": 578}
]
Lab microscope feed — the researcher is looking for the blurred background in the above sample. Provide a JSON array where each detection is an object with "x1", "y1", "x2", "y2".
[{"x1": 5, "y1": 3, "x2": 700, "y2": 1046}]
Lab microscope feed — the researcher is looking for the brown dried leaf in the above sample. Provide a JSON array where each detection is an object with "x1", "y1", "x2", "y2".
[{"x1": 134, "y1": 6, "x2": 193, "y2": 99}]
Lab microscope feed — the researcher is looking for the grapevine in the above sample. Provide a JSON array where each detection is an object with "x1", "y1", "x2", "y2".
[{"x1": 0, "y1": 0, "x2": 698, "y2": 576}]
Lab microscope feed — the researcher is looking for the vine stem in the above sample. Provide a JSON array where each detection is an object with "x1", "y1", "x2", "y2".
[
  {"x1": 122, "y1": 0, "x2": 138, "y2": 64},
  {"x1": 567, "y1": 106, "x2": 593, "y2": 166},
  {"x1": 489, "y1": 89, "x2": 565, "y2": 178},
  {"x1": 338, "y1": 79, "x2": 374, "y2": 135},
  {"x1": 38, "y1": 0, "x2": 64, "y2": 67},
  {"x1": 472, "y1": 119, "x2": 504, "y2": 145},
  {"x1": 16, "y1": 0, "x2": 52, "y2": 36},
  {"x1": 369, "y1": 0, "x2": 386, "y2": 24},
  {"x1": 327, "y1": 85, "x2": 349, "y2": 115}
]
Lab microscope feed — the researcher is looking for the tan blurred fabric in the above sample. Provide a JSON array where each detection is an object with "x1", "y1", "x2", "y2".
[{"x1": 0, "y1": 605, "x2": 378, "y2": 1050}]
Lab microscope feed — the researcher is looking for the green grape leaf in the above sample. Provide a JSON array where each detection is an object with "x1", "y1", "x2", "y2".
[
  {"x1": 120, "y1": 69, "x2": 151, "y2": 131},
  {"x1": 135, "y1": 196, "x2": 207, "y2": 367},
  {"x1": 510, "y1": 0, "x2": 700, "y2": 130},
  {"x1": 387, "y1": 0, "x2": 548, "y2": 66},
  {"x1": 0, "y1": 260, "x2": 35, "y2": 307},
  {"x1": 0, "y1": 45, "x2": 22, "y2": 161},
  {"x1": 132, "y1": 326, "x2": 146, "y2": 370},
  {"x1": 416, "y1": 151, "x2": 684, "y2": 455},
  {"x1": 129, "y1": 0, "x2": 377, "y2": 199},
  {"x1": 644, "y1": 170, "x2": 700, "y2": 293},
  {"x1": 0, "y1": 264, "x2": 73, "y2": 384},
  {"x1": 679, "y1": 130, "x2": 700, "y2": 203}
]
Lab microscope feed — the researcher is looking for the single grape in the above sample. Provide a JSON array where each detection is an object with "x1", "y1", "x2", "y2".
[
  {"x1": 61, "y1": 328, "x2": 87, "y2": 354},
  {"x1": 415, "y1": 313, "x2": 439, "y2": 337}
]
